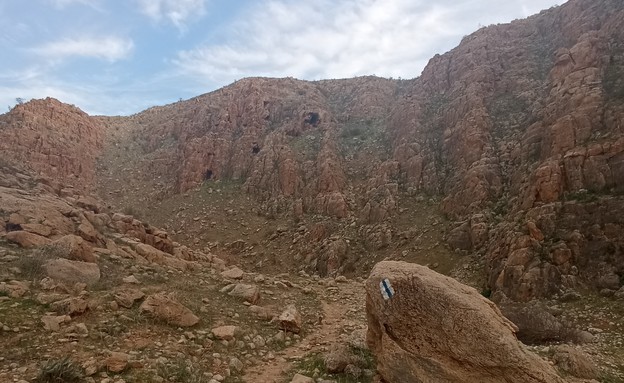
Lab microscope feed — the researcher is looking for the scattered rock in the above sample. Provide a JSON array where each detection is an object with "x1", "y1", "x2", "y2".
[
  {"x1": 324, "y1": 345, "x2": 360, "y2": 373},
  {"x1": 249, "y1": 305, "x2": 275, "y2": 320},
  {"x1": 0, "y1": 280, "x2": 30, "y2": 298},
  {"x1": 122, "y1": 275, "x2": 140, "y2": 284},
  {"x1": 114, "y1": 289, "x2": 145, "y2": 308},
  {"x1": 229, "y1": 357, "x2": 244, "y2": 372}
]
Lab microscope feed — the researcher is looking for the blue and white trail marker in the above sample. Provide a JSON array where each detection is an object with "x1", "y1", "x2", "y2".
[{"x1": 380, "y1": 278, "x2": 395, "y2": 301}]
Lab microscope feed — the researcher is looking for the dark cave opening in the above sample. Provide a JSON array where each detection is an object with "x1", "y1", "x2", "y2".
[
  {"x1": 204, "y1": 169, "x2": 213, "y2": 180},
  {"x1": 5, "y1": 222, "x2": 22, "y2": 232},
  {"x1": 304, "y1": 112, "x2": 320, "y2": 127}
]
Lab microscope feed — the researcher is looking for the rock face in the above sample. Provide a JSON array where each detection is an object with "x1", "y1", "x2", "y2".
[
  {"x1": 0, "y1": 97, "x2": 104, "y2": 190},
  {"x1": 365, "y1": 261, "x2": 565, "y2": 383}
]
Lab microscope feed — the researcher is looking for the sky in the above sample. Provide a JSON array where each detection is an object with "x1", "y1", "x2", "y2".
[{"x1": 0, "y1": 0, "x2": 566, "y2": 116}]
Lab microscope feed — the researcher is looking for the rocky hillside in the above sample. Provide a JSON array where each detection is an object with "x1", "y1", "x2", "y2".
[
  {"x1": 1, "y1": 0, "x2": 624, "y2": 381},
  {"x1": 92, "y1": 0, "x2": 624, "y2": 302}
]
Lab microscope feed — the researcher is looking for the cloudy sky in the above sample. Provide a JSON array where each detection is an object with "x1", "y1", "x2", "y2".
[{"x1": 0, "y1": 0, "x2": 565, "y2": 116}]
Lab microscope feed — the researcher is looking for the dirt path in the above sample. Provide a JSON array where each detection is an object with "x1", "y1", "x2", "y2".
[{"x1": 243, "y1": 283, "x2": 364, "y2": 383}]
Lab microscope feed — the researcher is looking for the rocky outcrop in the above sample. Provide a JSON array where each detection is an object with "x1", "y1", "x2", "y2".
[
  {"x1": 0, "y1": 163, "x2": 211, "y2": 295},
  {"x1": 365, "y1": 261, "x2": 566, "y2": 383},
  {"x1": 0, "y1": 98, "x2": 104, "y2": 190}
]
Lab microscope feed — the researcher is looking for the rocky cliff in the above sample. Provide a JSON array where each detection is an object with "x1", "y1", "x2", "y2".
[{"x1": 3, "y1": 0, "x2": 623, "y2": 302}]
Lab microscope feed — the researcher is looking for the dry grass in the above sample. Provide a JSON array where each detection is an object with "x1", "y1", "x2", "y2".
[{"x1": 34, "y1": 357, "x2": 84, "y2": 383}]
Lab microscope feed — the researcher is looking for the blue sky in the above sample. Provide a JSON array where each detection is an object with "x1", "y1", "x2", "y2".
[{"x1": 0, "y1": 0, "x2": 565, "y2": 116}]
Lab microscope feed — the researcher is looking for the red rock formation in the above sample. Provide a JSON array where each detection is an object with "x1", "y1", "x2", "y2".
[
  {"x1": 2, "y1": 0, "x2": 622, "y2": 301},
  {"x1": 0, "y1": 98, "x2": 104, "y2": 190}
]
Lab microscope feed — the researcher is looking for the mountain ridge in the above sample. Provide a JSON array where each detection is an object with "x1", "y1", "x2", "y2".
[{"x1": 1, "y1": 0, "x2": 623, "y2": 302}]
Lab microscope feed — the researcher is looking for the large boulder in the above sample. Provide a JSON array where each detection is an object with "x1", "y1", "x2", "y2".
[
  {"x1": 134, "y1": 243, "x2": 190, "y2": 270},
  {"x1": 53, "y1": 234, "x2": 96, "y2": 263},
  {"x1": 44, "y1": 258, "x2": 101, "y2": 285},
  {"x1": 6, "y1": 230, "x2": 51, "y2": 248},
  {"x1": 365, "y1": 261, "x2": 566, "y2": 383},
  {"x1": 139, "y1": 293, "x2": 199, "y2": 327}
]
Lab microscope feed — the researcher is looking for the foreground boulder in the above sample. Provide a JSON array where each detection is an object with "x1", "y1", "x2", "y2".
[{"x1": 365, "y1": 261, "x2": 566, "y2": 383}]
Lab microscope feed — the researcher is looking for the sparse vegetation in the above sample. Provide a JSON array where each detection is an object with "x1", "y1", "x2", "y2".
[
  {"x1": 35, "y1": 357, "x2": 84, "y2": 383},
  {"x1": 603, "y1": 48, "x2": 624, "y2": 102},
  {"x1": 292, "y1": 348, "x2": 376, "y2": 383},
  {"x1": 156, "y1": 358, "x2": 211, "y2": 383},
  {"x1": 563, "y1": 189, "x2": 600, "y2": 203},
  {"x1": 16, "y1": 244, "x2": 67, "y2": 280},
  {"x1": 480, "y1": 288, "x2": 492, "y2": 298},
  {"x1": 122, "y1": 205, "x2": 142, "y2": 218}
]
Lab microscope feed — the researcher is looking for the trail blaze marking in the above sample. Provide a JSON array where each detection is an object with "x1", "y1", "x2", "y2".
[{"x1": 380, "y1": 278, "x2": 395, "y2": 300}]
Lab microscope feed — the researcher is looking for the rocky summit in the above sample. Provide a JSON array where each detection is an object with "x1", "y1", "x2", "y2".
[{"x1": 1, "y1": 0, "x2": 624, "y2": 382}]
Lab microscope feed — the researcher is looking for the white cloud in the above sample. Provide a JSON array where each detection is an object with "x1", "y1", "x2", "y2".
[
  {"x1": 136, "y1": 0, "x2": 208, "y2": 29},
  {"x1": 48, "y1": 0, "x2": 101, "y2": 9},
  {"x1": 33, "y1": 36, "x2": 134, "y2": 62},
  {"x1": 173, "y1": 0, "x2": 565, "y2": 86}
]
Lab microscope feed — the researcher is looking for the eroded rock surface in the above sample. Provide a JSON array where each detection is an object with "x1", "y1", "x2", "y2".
[{"x1": 365, "y1": 261, "x2": 566, "y2": 383}]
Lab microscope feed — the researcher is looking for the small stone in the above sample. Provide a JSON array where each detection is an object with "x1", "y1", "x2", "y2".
[
  {"x1": 278, "y1": 304, "x2": 302, "y2": 334},
  {"x1": 212, "y1": 325, "x2": 239, "y2": 341},
  {"x1": 105, "y1": 352, "x2": 130, "y2": 373},
  {"x1": 122, "y1": 275, "x2": 140, "y2": 284},
  {"x1": 41, "y1": 315, "x2": 71, "y2": 331},
  {"x1": 221, "y1": 267, "x2": 244, "y2": 280},
  {"x1": 229, "y1": 357, "x2": 244, "y2": 372}
]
